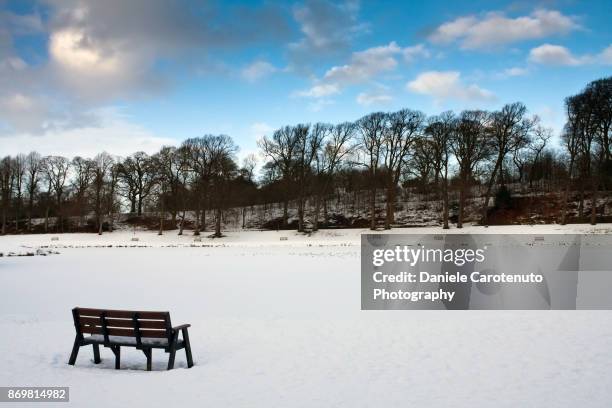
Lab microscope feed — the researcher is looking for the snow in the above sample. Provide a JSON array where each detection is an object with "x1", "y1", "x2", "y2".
[{"x1": 2, "y1": 225, "x2": 612, "y2": 407}]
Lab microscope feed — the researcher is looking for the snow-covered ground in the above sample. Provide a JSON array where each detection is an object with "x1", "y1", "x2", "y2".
[{"x1": 2, "y1": 225, "x2": 612, "y2": 407}]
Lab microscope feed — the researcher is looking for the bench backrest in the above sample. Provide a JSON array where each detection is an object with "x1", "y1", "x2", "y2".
[{"x1": 72, "y1": 307, "x2": 173, "y2": 344}]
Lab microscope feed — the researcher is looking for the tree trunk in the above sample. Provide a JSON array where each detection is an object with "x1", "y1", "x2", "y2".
[
  {"x1": 14, "y1": 204, "x2": 19, "y2": 232},
  {"x1": 98, "y1": 214, "x2": 103, "y2": 235},
  {"x1": 1, "y1": 207, "x2": 6, "y2": 235},
  {"x1": 313, "y1": 194, "x2": 320, "y2": 232},
  {"x1": 158, "y1": 201, "x2": 164, "y2": 235},
  {"x1": 590, "y1": 177, "x2": 598, "y2": 225},
  {"x1": 457, "y1": 175, "x2": 466, "y2": 229},
  {"x1": 481, "y1": 157, "x2": 502, "y2": 226},
  {"x1": 442, "y1": 167, "x2": 450, "y2": 229},
  {"x1": 282, "y1": 198, "x2": 288, "y2": 228},
  {"x1": 578, "y1": 184, "x2": 584, "y2": 219},
  {"x1": 214, "y1": 208, "x2": 222, "y2": 237},
  {"x1": 194, "y1": 201, "x2": 201, "y2": 236},
  {"x1": 28, "y1": 198, "x2": 33, "y2": 232},
  {"x1": 384, "y1": 180, "x2": 393, "y2": 230},
  {"x1": 297, "y1": 197, "x2": 304, "y2": 232},
  {"x1": 178, "y1": 210, "x2": 185, "y2": 235},
  {"x1": 369, "y1": 184, "x2": 376, "y2": 231},
  {"x1": 560, "y1": 160, "x2": 574, "y2": 225},
  {"x1": 321, "y1": 194, "x2": 328, "y2": 224}
]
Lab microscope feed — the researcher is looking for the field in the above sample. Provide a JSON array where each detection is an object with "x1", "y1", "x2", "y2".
[{"x1": 1, "y1": 225, "x2": 612, "y2": 407}]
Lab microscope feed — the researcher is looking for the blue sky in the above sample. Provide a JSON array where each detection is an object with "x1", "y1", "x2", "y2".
[{"x1": 0, "y1": 0, "x2": 610, "y2": 160}]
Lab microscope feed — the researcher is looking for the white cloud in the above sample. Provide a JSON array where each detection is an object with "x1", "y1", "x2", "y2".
[
  {"x1": 50, "y1": 28, "x2": 124, "y2": 76},
  {"x1": 528, "y1": 44, "x2": 586, "y2": 65},
  {"x1": 0, "y1": 107, "x2": 175, "y2": 158},
  {"x1": 407, "y1": 71, "x2": 496, "y2": 103},
  {"x1": 0, "y1": 92, "x2": 100, "y2": 134},
  {"x1": 356, "y1": 91, "x2": 392, "y2": 106},
  {"x1": 601, "y1": 45, "x2": 612, "y2": 65},
  {"x1": 503, "y1": 67, "x2": 529, "y2": 77},
  {"x1": 403, "y1": 44, "x2": 430, "y2": 62},
  {"x1": 294, "y1": 83, "x2": 340, "y2": 98},
  {"x1": 295, "y1": 42, "x2": 428, "y2": 101},
  {"x1": 241, "y1": 60, "x2": 277, "y2": 82},
  {"x1": 323, "y1": 42, "x2": 423, "y2": 84},
  {"x1": 493, "y1": 66, "x2": 529, "y2": 79},
  {"x1": 429, "y1": 9, "x2": 579, "y2": 49},
  {"x1": 528, "y1": 43, "x2": 612, "y2": 66}
]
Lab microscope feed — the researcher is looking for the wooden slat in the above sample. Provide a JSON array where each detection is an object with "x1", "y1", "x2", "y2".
[
  {"x1": 106, "y1": 318, "x2": 166, "y2": 329},
  {"x1": 76, "y1": 308, "x2": 168, "y2": 320},
  {"x1": 106, "y1": 310, "x2": 168, "y2": 320},
  {"x1": 107, "y1": 327, "x2": 136, "y2": 337},
  {"x1": 79, "y1": 316, "x2": 166, "y2": 329},
  {"x1": 80, "y1": 325, "x2": 103, "y2": 334},
  {"x1": 136, "y1": 320, "x2": 167, "y2": 329},
  {"x1": 137, "y1": 328, "x2": 167, "y2": 338},
  {"x1": 79, "y1": 325, "x2": 166, "y2": 338},
  {"x1": 79, "y1": 316, "x2": 102, "y2": 326}
]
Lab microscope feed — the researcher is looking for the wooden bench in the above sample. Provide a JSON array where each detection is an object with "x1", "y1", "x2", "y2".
[{"x1": 68, "y1": 307, "x2": 194, "y2": 371}]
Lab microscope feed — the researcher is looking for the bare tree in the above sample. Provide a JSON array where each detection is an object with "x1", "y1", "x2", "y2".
[
  {"x1": 0, "y1": 157, "x2": 14, "y2": 234},
  {"x1": 410, "y1": 137, "x2": 434, "y2": 192},
  {"x1": 258, "y1": 126, "x2": 299, "y2": 228},
  {"x1": 12, "y1": 154, "x2": 26, "y2": 231},
  {"x1": 25, "y1": 152, "x2": 42, "y2": 231},
  {"x1": 241, "y1": 154, "x2": 257, "y2": 183},
  {"x1": 183, "y1": 137, "x2": 214, "y2": 235},
  {"x1": 527, "y1": 124, "x2": 553, "y2": 188},
  {"x1": 43, "y1": 156, "x2": 70, "y2": 232},
  {"x1": 481, "y1": 103, "x2": 533, "y2": 225},
  {"x1": 312, "y1": 122, "x2": 355, "y2": 231},
  {"x1": 382, "y1": 109, "x2": 424, "y2": 229},
  {"x1": 92, "y1": 153, "x2": 113, "y2": 235},
  {"x1": 293, "y1": 123, "x2": 318, "y2": 232},
  {"x1": 426, "y1": 112, "x2": 454, "y2": 229},
  {"x1": 356, "y1": 112, "x2": 387, "y2": 230},
  {"x1": 207, "y1": 135, "x2": 238, "y2": 237},
  {"x1": 451, "y1": 110, "x2": 491, "y2": 228},
  {"x1": 106, "y1": 161, "x2": 120, "y2": 232},
  {"x1": 118, "y1": 152, "x2": 155, "y2": 216},
  {"x1": 71, "y1": 156, "x2": 94, "y2": 228}
]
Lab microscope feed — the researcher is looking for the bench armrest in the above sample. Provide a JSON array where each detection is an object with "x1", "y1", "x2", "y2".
[{"x1": 172, "y1": 324, "x2": 191, "y2": 332}]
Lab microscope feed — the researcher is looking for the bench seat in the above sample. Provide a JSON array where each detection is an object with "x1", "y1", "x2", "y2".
[{"x1": 85, "y1": 334, "x2": 185, "y2": 348}]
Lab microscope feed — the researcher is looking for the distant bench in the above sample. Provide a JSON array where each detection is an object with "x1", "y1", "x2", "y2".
[{"x1": 68, "y1": 307, "x2": 193, "y2": 371}]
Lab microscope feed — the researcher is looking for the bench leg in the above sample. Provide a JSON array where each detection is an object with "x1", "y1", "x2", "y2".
[
  {"x1": 110, "y1": 345, "x2": 121, "y2": 369},
  {"x1": 167, "y1": 333, "x2": 177, "y2": 370},
  {"x1": 68, "y1": 335, "x2": 80, "y2": 365},
  {"x1": 93, "y1": 344, "x2": 101, "y2": 364},
  {"x1": 142, "y1": 348, "x2": 152, "y2": 371},
  {"x1": 182, "y1": 328, "x2": 194, "y2": 368},
  {"x1": 167, "y1": 348, "x2": 176, "y2": 370}
]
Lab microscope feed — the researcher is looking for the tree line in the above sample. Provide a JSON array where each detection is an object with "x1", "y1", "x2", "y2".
[{"x1": 0, "y1": 76, "x2": 610, "y2": 236}]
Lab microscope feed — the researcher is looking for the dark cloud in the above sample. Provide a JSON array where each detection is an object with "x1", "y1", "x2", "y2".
[
  {"x1": 288, "y1": 0, "x2": 368, "y2": 72},
  {"x1": 0, "y1": 0, "x2": 296, "y2": 134}
]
